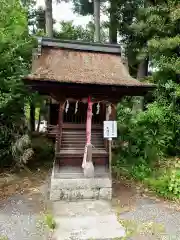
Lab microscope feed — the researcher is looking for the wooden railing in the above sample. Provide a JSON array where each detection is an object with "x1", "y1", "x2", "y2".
[{"x1": 47, "y1": 125, "x2": 62, "y2": 153}]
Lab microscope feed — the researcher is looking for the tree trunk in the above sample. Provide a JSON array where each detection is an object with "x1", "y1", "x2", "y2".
[
  {"x1": 109, "y1": 0, "x2": 117, "y2": 44},
  {"x1": 93, "y1": 0, "x2": 100, "y2": 42},
  {"x1": 137, "y1": 59, "x2": 149, "y2": 79},
  {"x1": 45, "y1": 0, "x2": 53, "y2": 37},
  {"x1": 133, "y1": 58, "x2": 149, "y2": 111},
  {"x1": 30, "y1": 102, "x2": 35, "y2": 132}
]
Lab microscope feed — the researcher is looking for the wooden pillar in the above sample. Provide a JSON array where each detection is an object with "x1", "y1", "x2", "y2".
[
  {"x1": 86, "y1": 96, "x2": 93, "y2": 145},
  {"x1": 105, "y1": 103, "x2": 116, "y2": 173},
  {"x1": 56, "y1": 102, "x2": 63, "y2": 153},
  {"x1": 82, "y1": 96, "x2": 94, "y2": 178},
  {"x1": 104, "y1": 103, "x2": 111, "y2": 151}
]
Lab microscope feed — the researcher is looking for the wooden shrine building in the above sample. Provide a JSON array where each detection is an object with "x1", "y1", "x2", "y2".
[{"x1": 24, "y1": 37, "x2": 154, "y2": 200}]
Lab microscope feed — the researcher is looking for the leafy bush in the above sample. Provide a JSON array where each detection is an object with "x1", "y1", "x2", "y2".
[
  {"x1": 12, "y1": 134, "x2": 34, "y2": 165},
  {"x1": 0, "y1": 0, "x2": 33, "y2": 168},
  {"x1": 131, "y1": 160, "x2": 151, "y2": 181},
  {"x1": 144, "y1": 159, "x2": 180, "y2": 200},
  {"x1": 113, "y1": 0, "x2": 180, "y2": 200},
  {"x1": 31, "y1": 135, "x2": 54, "y2": 164},
  {"x1": 115, "y1": 100, "x2": 176, "y2": 168},
  {"x1": 113, "y1": 97, "x2": 180, "y2": 199},
  {"x1": 168, "y1": 159, "x2": 180, "y2": 198}
]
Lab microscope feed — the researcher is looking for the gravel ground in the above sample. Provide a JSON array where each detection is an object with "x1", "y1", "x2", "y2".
[
  {"x1": 113, "y1": 180, "x2": 180, "y2": 239},
  {"x1": 121, "y1": 198, "x2": 180, "y2": 239},
  {"x1": 0, "y1": 171, "x2": 51, "y2": 240}
]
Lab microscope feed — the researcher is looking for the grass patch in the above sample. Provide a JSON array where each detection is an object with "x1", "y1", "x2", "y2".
[
  {"x1": 0, "y1": 237, "x2": 8, "y2": 240},
  {"x1": 113, "y1": 157, "x2": 180, "y2": 201},
  {"x1": 43, "y1": 213, "x2": 56, "y2": 230}
]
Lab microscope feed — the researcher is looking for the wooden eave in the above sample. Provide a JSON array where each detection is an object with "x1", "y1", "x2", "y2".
[
  {"x1": 24, "y1": 79, "x2": 155, "y2": 102},
  {"x1": 23, "y1": 37, "x2": 155, "y2": 100}
]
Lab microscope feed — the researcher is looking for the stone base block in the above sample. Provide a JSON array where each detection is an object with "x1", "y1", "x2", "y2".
[
  {"x1": 50, "y1": 173, "x2": 112, "y2": 201},
  {"x1": 50, "y1": 187, "x2": 112, "y2": 201}
]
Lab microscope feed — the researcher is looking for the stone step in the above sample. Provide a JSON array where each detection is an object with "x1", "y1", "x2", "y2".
[
  {"x1": 50, "y1": 178, "x2": 111, "y2": 201},
  {"x1": 52, "y1": 200, "x2": 114, "y2": 216},
  {"x1": 50, "y1": 188, "x2": 112, "y2": 201},
  {"x1": 50, "y1": 166, "x2": 111, "y2": 201},
  {"x1": 52, "y1": 200, "x2": 126, "y2": 240}
]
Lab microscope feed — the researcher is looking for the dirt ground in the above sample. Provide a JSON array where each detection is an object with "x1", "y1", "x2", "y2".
[{"x1": 0, "y1": 170, "x2": 180, "y2": 239}]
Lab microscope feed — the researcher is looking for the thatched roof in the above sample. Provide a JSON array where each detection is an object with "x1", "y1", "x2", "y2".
[{"x1": 25, "y1": 38, "x2": 154, "y2": 89}]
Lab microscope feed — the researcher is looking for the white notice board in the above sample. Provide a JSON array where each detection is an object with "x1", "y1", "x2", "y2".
[{"x1": 103, "y1": 121, "x2": 117, "y2": 139}]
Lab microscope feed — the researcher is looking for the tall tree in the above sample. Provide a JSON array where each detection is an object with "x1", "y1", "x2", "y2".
[
  {"x1": 93, "y1": 0, "x2": 101, "y2": 41},
  {"x1": 0, "y1": 0, "x2": 33, "y2": 167},
  {"x1": 109, "y1": 0, "x2": 118, "y2": 43},
  {"x1": 131, "y1": 0, "x2": 180, "y2": 152},
  {"x1": 45, "y1": 0, "x2": 53, "y2": 37},
  {"x1": 72, "y1": 0, "x2": 106, "y2": 42}
]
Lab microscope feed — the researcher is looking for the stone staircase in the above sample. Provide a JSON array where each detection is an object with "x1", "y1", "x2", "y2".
[
  {"x1": 50, "y1": 127, "x2": 112, "y2": 201},
  {"x1": 50, "y1": 127, "x2": 125, "y2": 240}
]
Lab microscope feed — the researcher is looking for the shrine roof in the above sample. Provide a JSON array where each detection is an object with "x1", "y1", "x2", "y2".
[{"x1": 24, "y1": 37, "x2": 155, "y2": 90}]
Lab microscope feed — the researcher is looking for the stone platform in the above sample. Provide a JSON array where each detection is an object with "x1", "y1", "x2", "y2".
[
  {"x1": 50, "y1": 166, "x2": 112, "y2": 201},
  {"x1": 52, "y1": 200, "x2": 126, "y2": 240}
]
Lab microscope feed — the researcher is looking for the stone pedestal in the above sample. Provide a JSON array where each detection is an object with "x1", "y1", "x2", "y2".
[{"x1": 50, "y1": 166, "x2": 112, "y2": 201}]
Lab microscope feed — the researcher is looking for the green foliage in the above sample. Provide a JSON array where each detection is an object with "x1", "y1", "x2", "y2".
[
  {"x1": 114, "y1": 96, "x2": 180, "y2": 198},
  {"x1": 55, "y1": 20, "x2": 108, "y2": 42},
  {"x1": 115, "y1": 100, "x2": 175, "y2": 164},
  {"x1": 113, "y1": 0, "x2": 180, "y2": 200},
  {"x1": 43, "y1": 213, "x2": 56, "y2": 230},
  {"x1": 12, "y1": 134, "x2": 34, "y2": 165},
  {"x1": 0, "y1": 0, "x2": 33, "y2": 167},
  {"x1": 72, "y1": 0, "x2": 106, "y2": 16},
  {"x1": 168, "y1": 159, "x2": 180, "y2": 197},
  {"x1": 72, "y1": 0, "x2": 94, "y2": 16},
  {"x1": 55, "y1": 21, "x2": 95, "y2": 41},
  {"x1": 31, "y1": 136, "x2": 54, "y2": 163},
  {"x1": 143, "y1": 158, "x2": 180, "y2": 199},
  {"x1": 0, "y1": 237, "x2": 8, "y2": 240}
]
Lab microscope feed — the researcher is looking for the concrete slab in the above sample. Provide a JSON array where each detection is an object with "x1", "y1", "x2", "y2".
[
  {"x1": 50, "y1": 166, "x2": 112, "y2": 201},
  {"x1": 52, "y1": 200, "x2": 126, "y2": 240}
]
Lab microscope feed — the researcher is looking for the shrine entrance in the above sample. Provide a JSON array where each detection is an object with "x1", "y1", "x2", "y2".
[
  {"x1": 24, "y1": 37, "x2": 154, "y2": 201},
  {"x1": 49, "y1": 101, "x2": 105, "y2": 126}
]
